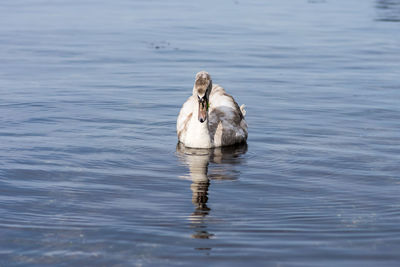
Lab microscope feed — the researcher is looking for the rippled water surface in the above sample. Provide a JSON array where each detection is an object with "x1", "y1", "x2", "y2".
[{"x1": 1, "y1": 0, "x2": 400, "y2": 266}]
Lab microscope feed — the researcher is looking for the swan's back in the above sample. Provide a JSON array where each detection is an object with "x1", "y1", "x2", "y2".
[{"x1": 208, "y1": 84, "x2": 248, "y2": 147}]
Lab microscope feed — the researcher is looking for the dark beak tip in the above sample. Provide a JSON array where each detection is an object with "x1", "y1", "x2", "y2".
[{"x1": 199, "y1": 118, "x2": 205, "y2": 123}]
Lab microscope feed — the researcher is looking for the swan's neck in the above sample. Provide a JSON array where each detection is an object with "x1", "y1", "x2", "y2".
[{"x1": 185, "y1": 100, "x2": 212, "y2": 148}]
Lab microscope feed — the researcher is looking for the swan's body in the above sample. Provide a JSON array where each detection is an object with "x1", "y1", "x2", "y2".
[{"x1": 177, "y1": 71, "x2": 248, "y2": 148}]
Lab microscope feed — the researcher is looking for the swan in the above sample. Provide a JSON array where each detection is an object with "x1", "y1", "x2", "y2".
[{"x1": 177, "y1": 71, "x2": 248, "y2": 148}]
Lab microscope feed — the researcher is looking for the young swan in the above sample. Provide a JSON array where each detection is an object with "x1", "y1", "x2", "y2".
[{"x1": 177, "y1": 71, "x2": 248, "y2": 148}]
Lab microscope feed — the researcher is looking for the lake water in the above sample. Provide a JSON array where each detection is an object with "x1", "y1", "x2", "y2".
[{"x1": 1, "y1": 0, "x2": 400, "y2": 266}]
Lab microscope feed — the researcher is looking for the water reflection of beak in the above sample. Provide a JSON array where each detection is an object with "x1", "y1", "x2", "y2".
[{"x1": 198, "y1": 97, "x2": 208, "y2": 123}]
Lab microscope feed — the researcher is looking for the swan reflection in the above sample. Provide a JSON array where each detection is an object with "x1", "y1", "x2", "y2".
[{"x1": 176, "y1": 142, "x2": 247, "y2": 240}]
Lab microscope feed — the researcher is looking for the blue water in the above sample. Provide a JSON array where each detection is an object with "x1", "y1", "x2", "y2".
[{"x1": 1, "y1": 0, "x2": 400, "y2": 266}]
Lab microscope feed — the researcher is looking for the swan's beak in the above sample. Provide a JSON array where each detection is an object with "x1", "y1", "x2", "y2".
[{"x1": 198, "y1": 97, "x2": 208, "y2": 123}]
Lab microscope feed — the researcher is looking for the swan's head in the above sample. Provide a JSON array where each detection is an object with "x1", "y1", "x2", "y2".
[{"x1": 193, "y1": 71, "x2": 212, "y2": 123}]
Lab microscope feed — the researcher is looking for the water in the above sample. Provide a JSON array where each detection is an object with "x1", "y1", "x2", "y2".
[{"x1": 1, "y1": 0, "x2": 400, "y2": 266}]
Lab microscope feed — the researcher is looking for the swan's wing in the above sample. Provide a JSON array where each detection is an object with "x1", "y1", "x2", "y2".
[
  {"x1": 209, "y1": 85, "x2": 243, "y2": 124},
  {"x1": 177, "y1": 96, "x2": 194, "y2": 139},
  {"x1": 208, "y1": 85, "x2": 247, "y2": 146},
  {"x1": 209, "y1": 84, "x2": 244, "y2": 119}
]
